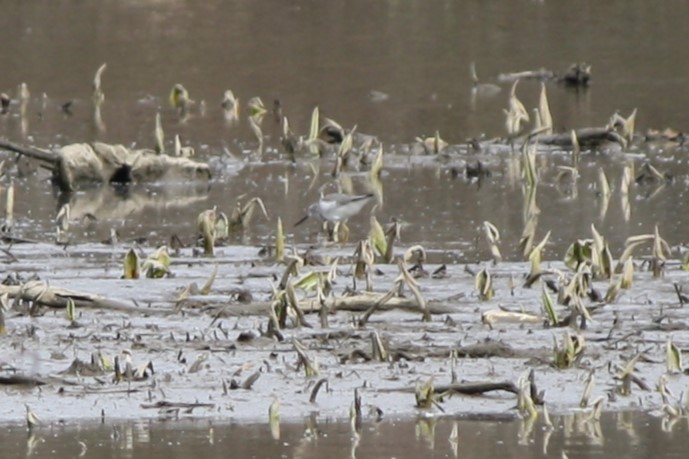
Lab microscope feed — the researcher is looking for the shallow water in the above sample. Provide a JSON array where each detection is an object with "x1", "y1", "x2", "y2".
[
  {"x1": 2, "y1": 0, "x2": 689, "y2": 258},
  {"x1": 2, "y1": 412, "x2": 688, "y2": 459},
  {"x1": 3, "y1": 1, "x2": 689, "y2": 457},
  {"x1": 3, "y1": 236, "x2": 687, "y2": 426}
]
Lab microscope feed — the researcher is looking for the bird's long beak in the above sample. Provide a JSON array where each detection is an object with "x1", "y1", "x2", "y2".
[{"x1": 294, "y1": 214, "x2": 309, "y2": 227}]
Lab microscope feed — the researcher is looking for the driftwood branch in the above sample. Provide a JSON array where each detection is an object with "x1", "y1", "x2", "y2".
[
  {"x1": 434, "y1": 381, "x2": 520, "y2": 397},
  {"x1": 0, "y1": 139, "x2": 57, "y2": 164},
  {"x1": 140, "y1": 400, "x2": 215, "y2": 410},
  {"x1": 0, "y1": 281, "x2": 170, "y2": 315},
  {"x1": 0, "y1": 375, "x2": 48, "y2": 386},
  {"x1": 202, "y1": 295, "x2": 456, "y2": 318},
  {"x1": 1, "y1": 281, "x2": 454, "y2": 319},
  {"x1": 379, "y1": 381, "x2": 520, "y2": 397}
]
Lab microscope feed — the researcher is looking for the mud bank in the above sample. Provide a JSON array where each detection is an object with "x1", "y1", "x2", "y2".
[{"x1": 2, "y1": 237, "x2": 688, "y2": 426}]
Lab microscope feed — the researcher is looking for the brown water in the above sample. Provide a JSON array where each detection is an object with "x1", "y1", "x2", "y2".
[
  {"x1": 2, "y1": 0, "x2": 689, "y2": 260},
  {"x1": 1, "y1": 412, "x2": 687, "y2": 459},
  {"x1": 3, "y1": 1, "x2": 689, "y2": 456}
]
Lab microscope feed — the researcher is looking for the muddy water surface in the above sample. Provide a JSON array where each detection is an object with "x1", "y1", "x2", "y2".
[
  {"x1": 2, "y1": 412, "x2": 687, "y2": 459},
  {"x1": 3, "y1": 1, "x2": 689, "y2": 457},
  {"x1": 1, "y1": 1, "x2": 689, "y2": 255}
]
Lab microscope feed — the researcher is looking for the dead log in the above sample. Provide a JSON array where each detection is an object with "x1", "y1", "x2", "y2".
[
  {"x1": 140, "y1": 400, "x2": 215, "y2": 410},
  {"x1": 535, "y1": 127, "x2": 626, "y2": 149},
  {"x1": 0, "y1": 375, "x2": 47, "y2": 386},
  {"x1": 316, "y1": 295, "x2": 455, "y2": 314},
  {"x1": 379, "y1": 380, "x2": 520, "y2": 397},
  {"x1": 0, "y1": 139, "x2": 56, "y2": 164},
  {"x1": 434, "y1": 381, "x2": 520, "y2": 397},
  {"x1": 455, "y1": 340, "x2": 519, "y2": 358},
  {"x1": 0, "y1": 139, "x2": 211, "y2": 192},
  {"x1": 0, "y1": 281, "x2": 170, "y2": 315},
  {"x1": 202, "y1": 295, "x2": 456, "y2": 317}
]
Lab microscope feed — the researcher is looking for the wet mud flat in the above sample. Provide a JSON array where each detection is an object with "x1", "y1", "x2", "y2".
[
  {"x1": 3, "y1": 73, "x2": 689, "y2": 430},
  {"x1": 2, "y1": 230, "x2": 689, "y2": 428},
  {"x1": 3, "y1": 5, "x2": 689, "y2": 454}
]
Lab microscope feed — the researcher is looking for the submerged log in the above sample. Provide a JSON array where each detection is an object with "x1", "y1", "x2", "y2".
[{"x1": 0, "y1": 139, "x2": 211, "y2": 191}]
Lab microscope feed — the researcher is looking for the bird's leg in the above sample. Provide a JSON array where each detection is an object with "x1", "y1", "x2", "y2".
[{"x1": 323, "y1": 221, "x2": 334, "y2": 241}]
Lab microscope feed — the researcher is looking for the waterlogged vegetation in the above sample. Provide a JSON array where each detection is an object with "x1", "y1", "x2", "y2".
[{"x1": 3, "y1": 58, "x2": 689, "y2": 459}]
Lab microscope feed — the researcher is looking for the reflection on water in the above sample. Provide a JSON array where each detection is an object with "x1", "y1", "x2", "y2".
[
  {"x1": 60, "y1": 183, "x2": 211, "y2": 222},
  {"x1": 4, "y1": 153, "x2": 687, "y2": 263},
  {"x1": 0, "y1": 1, "x2": 689, "y2": 261},
  {"x1": 0, "y1": 411, "x2": 687, "y2": 459},
  {"x1": 2, "y1": 1, "x2": 689, "y2": 260}
]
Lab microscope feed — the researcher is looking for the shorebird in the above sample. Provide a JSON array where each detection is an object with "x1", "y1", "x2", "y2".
[{"x1": 294, "y1": 193, "x2": 374, "y2": 227}]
